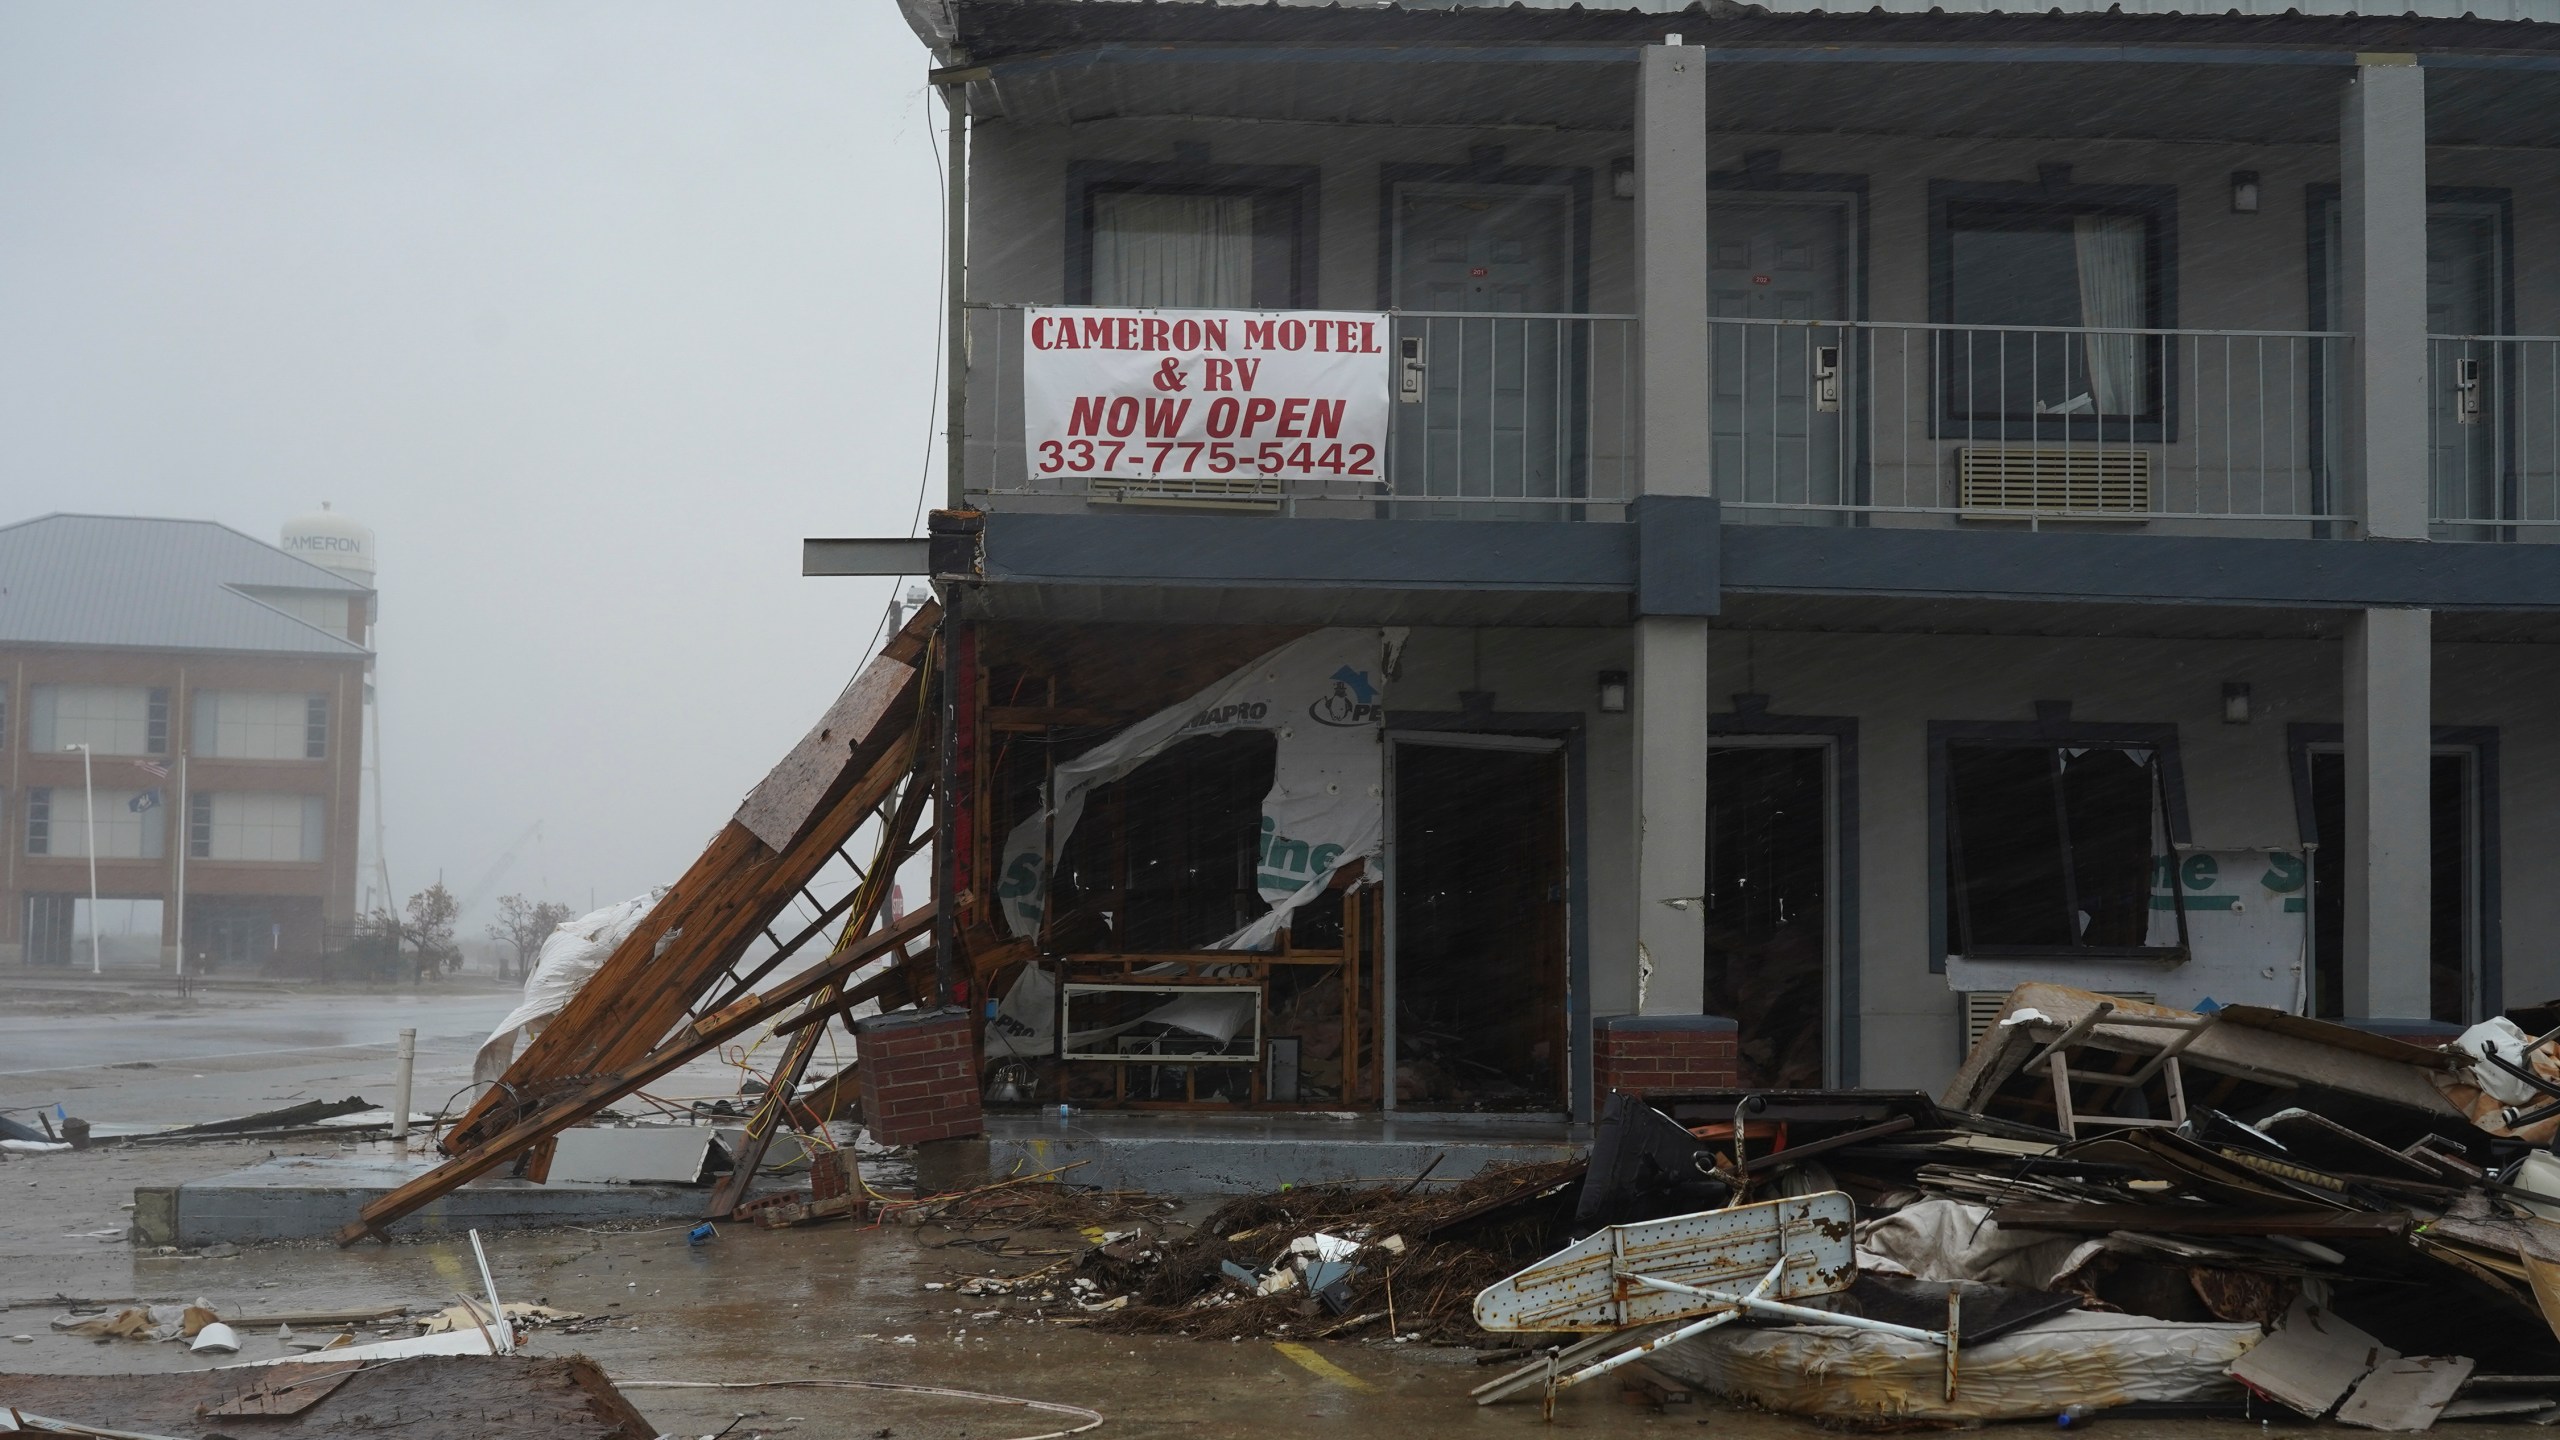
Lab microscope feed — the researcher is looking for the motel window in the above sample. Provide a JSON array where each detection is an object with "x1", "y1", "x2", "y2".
[
  {"x1": 1071, "y1": 163, "x2": 1313, "y2": 310},
  {"x1": 1932, "y1": 185, "x2": 2174, "y2": 436},
  {"x1": 193, "y1": 691, "x2": 328, "y2": 760},
  {"x1": 27, "y1": 684, "x2": 168, "y2": 757},
  {"x1": 190, "y1": 791, "x2": 325, "y2": 862},
  {"x1": 1944, "y1": 742, "x2": 2185, "y2": 959}
]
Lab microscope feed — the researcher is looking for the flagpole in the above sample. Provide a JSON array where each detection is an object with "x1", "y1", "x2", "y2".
[
  {"x1": 174, "y1": 753, "x2": 188, "y2": 985},
  {"x1": 68, "y1": 742, "x2": 99, "y2": 976}
]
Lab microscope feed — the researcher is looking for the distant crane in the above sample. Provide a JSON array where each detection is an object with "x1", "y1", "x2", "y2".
[{"x1": 455, "y1": 819, "x2": 547, "y2": 920}]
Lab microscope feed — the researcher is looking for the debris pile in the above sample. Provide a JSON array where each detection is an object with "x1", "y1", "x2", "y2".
[
  {"x1": 1474, "y1": 984, "x2": 2560, "y2": 1427},
  {"x1": 0, "y1": 1107, "x2": 86, "y2": 1155},
  {"x1": 931, "y1": 1160, "x2": 1582, "y2": 1342}
]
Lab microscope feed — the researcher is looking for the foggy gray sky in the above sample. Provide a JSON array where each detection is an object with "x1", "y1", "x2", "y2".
[{"x1": 1, "y1": 3, "x2": 938, "y2": 924}]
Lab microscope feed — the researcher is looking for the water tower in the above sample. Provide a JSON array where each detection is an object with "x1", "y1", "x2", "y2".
[
  {"x1": 280, "y1": 503, "x2": 377, "y2": 595},
  {"x1": 280, "y1": 504, "x2": 390, "y2": 917}
]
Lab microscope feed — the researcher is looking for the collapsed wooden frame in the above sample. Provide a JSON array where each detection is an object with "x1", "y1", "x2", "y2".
[{"x1": 334, "y1": 604, "x2": 951, "y2": 1245}]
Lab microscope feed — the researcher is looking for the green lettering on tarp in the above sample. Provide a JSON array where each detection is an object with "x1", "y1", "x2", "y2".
[
  {"x1": 2261, "y1": 851, "x2": 2307, "y2": 893},
  {"x1": 2181, "y1": 853, "x2": 2220, "y2": 891}
]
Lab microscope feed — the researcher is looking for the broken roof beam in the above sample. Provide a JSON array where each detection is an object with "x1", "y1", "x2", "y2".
[
  {"x1": 337, "y1": 902, "x2": 937, "y2": 1246},
  {"x1": 441, "y1": 605, "x2": 938, "y2": 1154}
]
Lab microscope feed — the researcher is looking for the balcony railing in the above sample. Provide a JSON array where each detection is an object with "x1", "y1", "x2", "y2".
[
  {"x1": 961, "y1": 305, "x2": 2358, "y2": 531},
  {"x1": 962, "y1": 304, "x2": 1636, "y2": 516},
  {"x1": 1708, "y1": 319, "x2": 2352, "y2": 529},
  {"x1": 2428, "y1": 335, "x2": 2560, "y2": 540}
]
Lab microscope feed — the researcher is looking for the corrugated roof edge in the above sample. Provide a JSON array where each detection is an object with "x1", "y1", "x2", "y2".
[
  {"x1": 224, "y1": 585, "x2": 375, "y2": 655},
  {"x1": 936, "y1": 0, "x2": 2560, "y2": 59},
  {"x1": 0, "y1": 511, "x2": 373, "y2": 593}
]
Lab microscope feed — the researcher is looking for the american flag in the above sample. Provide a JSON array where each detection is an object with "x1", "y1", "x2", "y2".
[{"x1": 134, "y1": 759, "x2": 171, "y2": 779}]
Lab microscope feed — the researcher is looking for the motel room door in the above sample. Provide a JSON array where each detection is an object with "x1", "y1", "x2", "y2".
[
  {"x1": 1709, "y1": 196, "x2": 1855, "y2": 517},
  {"x1": 1703, "y1": 737, "x2": 1839, "y2": 1087},
  {"x1": 1385, "y1": 731, "x2": 1570, "y2": 1112},
  {"x1": 2427, "y1": 206, "x2": 2505, "y2": 533},
  {"x1": 1388, "y1": 182, "x2": 1577, "y2": 514}
]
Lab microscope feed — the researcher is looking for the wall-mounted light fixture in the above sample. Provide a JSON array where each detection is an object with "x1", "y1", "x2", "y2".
[
  {"x1": 1610, "y1": 156, "x2": 1635, "y2": 201},
  {"x1": 2223, "y1": 681, "x2": 2252, "y2": 724},
  {"x1": 1597, "y1": 670, "x2": 1630, "y2": 713},
  {"x1": 2230, "y1": 170, "x2": 2261, "y2": 215}
]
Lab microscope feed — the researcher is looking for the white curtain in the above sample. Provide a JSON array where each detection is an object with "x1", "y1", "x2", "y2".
[
  {"x1": 2073, "y1": 215, "x2": 2148, "y2": 417},
  {"x1": 1092, "y1": 192, "x2": 1254, "y2": 309}
]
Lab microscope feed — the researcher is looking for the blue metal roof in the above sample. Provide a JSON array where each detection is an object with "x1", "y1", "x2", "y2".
[{"x1": 0, "y1": 513, "x2": 371, "y2": 657}]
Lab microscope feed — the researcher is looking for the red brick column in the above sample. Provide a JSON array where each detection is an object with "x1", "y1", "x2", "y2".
[
  {"x1": 854, "y1": 1006, "x2": 983, "y2": 1145},
  {"x1": 1592, "y1": 1015, "x2": 1740, "y2": 1098}
]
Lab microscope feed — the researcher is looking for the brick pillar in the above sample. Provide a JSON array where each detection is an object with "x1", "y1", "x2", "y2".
[
  {"x1": 854, "y1": 1006, "x2": 984, "y2": 1145},
  {"x1": 1593, "y1": 1015, "x2": 1739, "y2": 1098}
]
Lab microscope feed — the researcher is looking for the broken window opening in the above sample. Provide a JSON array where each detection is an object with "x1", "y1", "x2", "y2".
[
  {"x1": 1946, "y1": 742, "x2": 2184, "y2": 960},
  {"x1": 1047, "y1": 729, "x2": 1277, "y2": 953},
  {"x1": 973, "y1": 622, "x2": 1387, "y2": 1111}
]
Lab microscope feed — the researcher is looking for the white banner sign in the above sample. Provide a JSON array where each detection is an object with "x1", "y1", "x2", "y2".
[{"x1": 1021, "y1": 308, "x2": 1391, "y2": 486}]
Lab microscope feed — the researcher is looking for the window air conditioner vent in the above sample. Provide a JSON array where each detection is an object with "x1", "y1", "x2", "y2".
[
  {"x1": 1958, "y1": 446, "x2": 2152, "y2": 517},
  {"x1": 1088, "y1": 476, "x2": 1284, "y2": 511},
  {"x1": 1959, "y1": 990, "x2": 2158, "y2": 1054}
]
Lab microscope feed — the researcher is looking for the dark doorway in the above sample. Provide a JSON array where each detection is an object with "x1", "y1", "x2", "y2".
[
  {"x1": 1704, "y1": 745, "x2": 1829, "y2": 1088},
  {"x1": 2307, "y1": 750, "x2": 2473, "y2": 1023},
  {"x1": 1392, "y1": 737, "x2": 1568, "y2": 1111},
  {"x1": 25, "y1": 893, "x2": 74, "y2": 967}
]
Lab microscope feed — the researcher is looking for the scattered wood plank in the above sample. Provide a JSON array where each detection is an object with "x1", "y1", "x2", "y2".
[
  {"x1": 0, "y1": 1356, "x2": 658, "y2": 1440},
  {"x1": 203, "y1": 1358, "x2": 364, "y2": 1416},
  {"x1": 1990, "y1": 1203, "x2": 2412, "y2": 1237},
  {"x1": 127, "y1": 1096, "x2": 376, "y2": 1143}
]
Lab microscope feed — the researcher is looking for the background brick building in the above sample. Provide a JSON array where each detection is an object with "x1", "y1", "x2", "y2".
[{"x1": 0, "y1": 514, "x2": 372, "y2": 973}]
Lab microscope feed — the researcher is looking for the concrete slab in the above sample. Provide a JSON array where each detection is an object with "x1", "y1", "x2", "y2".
[
  {"x1": 145, "y1": 1154, "x2": 711, "y2": 1246},
  {"x1": 984, "y1": 1110, "x2": 1587, "y2": 1193}
]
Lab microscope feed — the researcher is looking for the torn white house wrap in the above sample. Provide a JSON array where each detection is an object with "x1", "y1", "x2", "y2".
[
  {"x1": 473, "y1": 892, "x2": 662, "y2": 1086},
  {"x1": 995, "y1": 627, "x2": 1404, "y2": 951}
]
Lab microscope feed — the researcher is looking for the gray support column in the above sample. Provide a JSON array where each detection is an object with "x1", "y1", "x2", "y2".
[
  {"x1": 1637, "y1": 40, "x2": 1710, "y2": 497},
  {"x1": 2338, "y1": 58, "x2": 2434, "y2": 1022},
  {"x1": 2340, "y1": 56, "x2": 2428, "y2": 540},
  {"x1": 2342, "y1": 607, "x2": 2433, "y2": 1021},
  {"x1": 1634, "y1": 616, "x2": 1710, "y2": 1014},
  {"x1": 1631, "y1": 40, "x2": 1712, "y2": 1017}
]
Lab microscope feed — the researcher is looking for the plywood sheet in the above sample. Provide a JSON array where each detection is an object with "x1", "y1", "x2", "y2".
[{"x1": 735, "y1": 657, "x2": 915, "y2": 850}]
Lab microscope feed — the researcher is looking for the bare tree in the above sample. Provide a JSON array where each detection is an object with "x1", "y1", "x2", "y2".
[
  {"x1": 487, "y1": 894, "x2": 575, "y2": 982},
  {"x1": 404, "y1": 882, "x2": 463, "y2": 979}
]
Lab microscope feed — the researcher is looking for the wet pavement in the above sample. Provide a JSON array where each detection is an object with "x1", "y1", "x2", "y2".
[
  {"x1": 0, "y1": 984, "x2": 2531, "y2": 1439},
  {"x1": 0, "y1": 979, "x2": 519, "y2": 1128},
  {"x1": 0, "y1": 1142, "x2": 1710, "y2": 1439}
]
